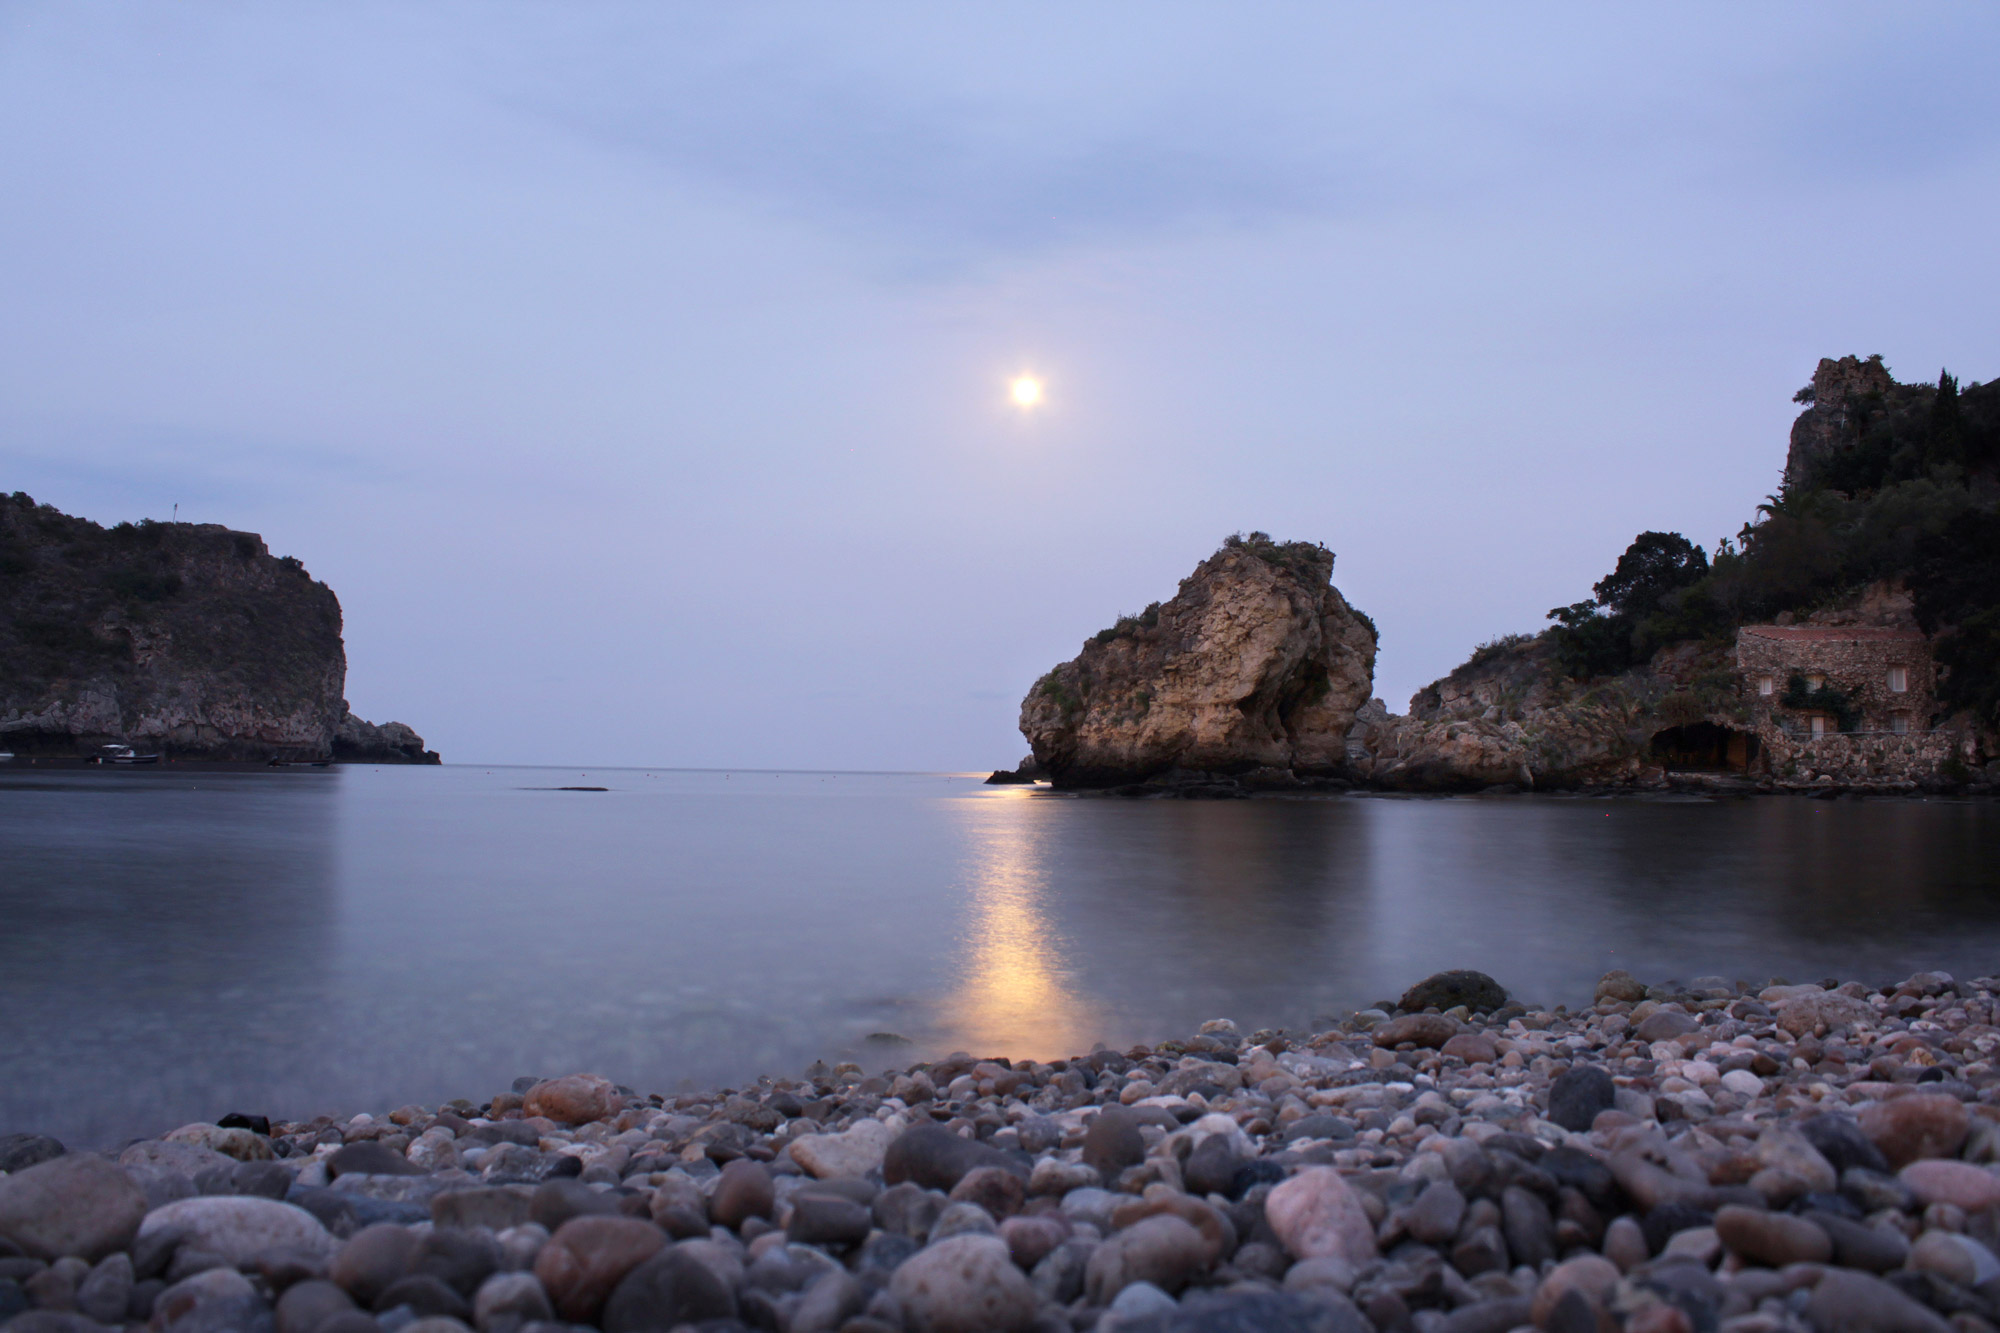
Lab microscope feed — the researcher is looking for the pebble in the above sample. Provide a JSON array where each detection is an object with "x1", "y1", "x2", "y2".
[
  {"x1": 1857, "y1": 1092, "x2": 1970, "y2": 1168},
  {"x1": 1898, "y1": 1157, "x2": 2000, "y2": 1210},
  {"x1": 1371, "y1": 1014, "x2": 1459, "y2": 1049},
  {"x1": 707, "y1": 1159, "x2": 774, "y2": 1229},
  {"x1": 790, "y1": 1118, "x2": 894, "y2": 1180},
  {"x1": 598, "y1": 1249, "x2": 734, "y2": 1333},
  {"x1": 1081, "y1": 1106, "x2": 1146, "y2": 1177},
  {"x1": 882, "y1": 1125, "x2": 1019, "y2": 1192},
  {"x1": 23, "y1": 964, "x2": 2000, "y2": 1333},
  {"x1": 529, "y1": 1217, "x2": 665, "y2": 1323},
  {"x1": 888, "y1": 1234, "x2": 1036, "y2": 1333},
  {"x1": 0, "y1": 1154, "x2": 149, "y2": 1262},
  {"x1": 138, "y1": 1196, "x2": 337, "y2": 1268},
  {"x1": 1547, "y1": 1065, "x2": 1617, "y2": 1132},
  {"x1": 1805, "y1": 1266, "x2": 1952, "y2": 1333},
  {"x1": 1712, "y1": 1203, "x2": 1833, "y2": 1267},
  {"x1": 520, "y1": 1075, "x2": 621, "y2": 1127},
  {"x1": 1264, "y1": 1166, "x2": 1376, "y2": 1266}
]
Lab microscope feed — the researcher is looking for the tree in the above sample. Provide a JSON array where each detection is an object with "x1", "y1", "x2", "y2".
[{"x1": 1591, "y1": 532, "x2": 1709, "y2": 620}]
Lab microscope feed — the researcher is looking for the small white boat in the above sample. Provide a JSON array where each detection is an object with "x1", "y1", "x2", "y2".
[{"x1": 91, "y1": 744, "x2": 160, "y2": 766}]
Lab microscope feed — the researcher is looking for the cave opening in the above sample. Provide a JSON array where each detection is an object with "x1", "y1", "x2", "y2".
[{"x1": 1651, "y1": 722, "x2": 1759, "y2": 772}]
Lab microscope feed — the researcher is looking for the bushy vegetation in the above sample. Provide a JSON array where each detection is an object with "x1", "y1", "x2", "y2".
[
  {"x1": 1090, "y1": 601, "x2": 1162, "y2": 647},
  {"x1": 1543, "y1": 363, "x2": 2000, "y2": 726}
]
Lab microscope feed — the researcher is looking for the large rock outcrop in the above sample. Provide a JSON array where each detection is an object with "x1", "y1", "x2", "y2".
[
  {"x1": 0, "y1": 493, "x2": 435, "y2": 762},
  {"x1": 1018, "y1": 534, "x2": 1377, "y2": 790},
  {"x1": 1348, "y1": 637, "x2": 1717, "y2": 791}
]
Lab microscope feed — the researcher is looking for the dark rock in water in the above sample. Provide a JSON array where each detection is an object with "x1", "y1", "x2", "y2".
[
  {"x1": 216, "y1": 1115, "x2": 270, "y2": 1138},
  {"x1": 0, "y1": 1136, "x2": 64, "y2": 1175},
  {"x1": 1081, "y1": 1107, "x2": 1146, "y2": 1177},
  {"x1": 982, "y1": 769, "x2": 1035, "y2": 785},
  {"x1": 1399, "y1": 970, "x2": 1508, "y2": 1015},
  {"x1": 1546, "y1": 1066, "x2": 1617, "y2": 1132}
]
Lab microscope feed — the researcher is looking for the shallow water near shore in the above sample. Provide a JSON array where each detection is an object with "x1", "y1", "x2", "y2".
[{"x1": 3, "y1": 764, "x2": 1998, "y2": 1147}]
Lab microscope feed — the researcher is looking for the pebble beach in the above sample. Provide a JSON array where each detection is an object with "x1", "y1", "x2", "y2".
[{"x1": 4, "y1": 968, "x2": 2000, "y2": 1333}]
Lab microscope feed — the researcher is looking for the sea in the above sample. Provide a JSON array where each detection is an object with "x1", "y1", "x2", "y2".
[{"x1": 3, "y1": 764, "x2": 1999, "y2": 1147}]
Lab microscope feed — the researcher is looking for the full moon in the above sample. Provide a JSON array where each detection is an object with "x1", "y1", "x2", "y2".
[{"x1": 1010, "y1": 375, "x2": 1043, "y2": 408}]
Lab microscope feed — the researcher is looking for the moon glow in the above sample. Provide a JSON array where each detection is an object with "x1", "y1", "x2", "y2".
[{"x1": 1010, "y1": 375, "x2": 1043, "y2": 408}]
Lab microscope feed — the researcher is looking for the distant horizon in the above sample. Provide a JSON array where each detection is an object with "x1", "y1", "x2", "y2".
[{"x1": 6, "y1": 4, "x2": 1997, "y2": 768}]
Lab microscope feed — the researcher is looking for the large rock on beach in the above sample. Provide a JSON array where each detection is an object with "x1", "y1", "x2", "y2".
[
  {"x1": 1018, "y1": 535, "x2": 1377, "y2": 788},
  {"x1": 0, "y1": 1154, "x2": 148, "y2": 1261},
  {"x1": 1398, "y1": 970, "x2": 1507, "y2": 1014}
]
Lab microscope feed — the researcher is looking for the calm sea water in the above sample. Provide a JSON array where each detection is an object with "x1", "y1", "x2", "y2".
[{"x1": 3, "y1": 765, "x2": 1999, "y2": 1147}]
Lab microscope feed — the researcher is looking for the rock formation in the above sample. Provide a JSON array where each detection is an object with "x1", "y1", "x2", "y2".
[
  {"x1": 1018, "y1": 534, "x2": 1376, "y2": 790},
  {"x1": 1347, "y1": 636, "x2": 1730, "y2": 791},
  {"x1": 332, "y1": 709, "x2": 441, "y2": 765},
  {"x1": 1785, "y1": 353, "x2": 1900, "y2": 489},
  {"x1": 0, "y1": 493, "x2": 436, "y2": 762}
]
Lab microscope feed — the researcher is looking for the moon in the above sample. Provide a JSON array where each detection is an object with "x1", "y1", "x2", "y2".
[{"x1": 1010, "y1": 375, "x2": 1043, "y2": 408}]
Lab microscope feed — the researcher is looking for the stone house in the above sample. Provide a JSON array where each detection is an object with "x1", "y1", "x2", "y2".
[{"x1": 1699, "y1": 623, "x2": 1971, "y2": 786}]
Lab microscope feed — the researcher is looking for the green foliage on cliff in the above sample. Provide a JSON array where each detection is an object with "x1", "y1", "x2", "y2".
[{"x1": 1543, "y1": 362, "x2": 2000, "y2": 726}]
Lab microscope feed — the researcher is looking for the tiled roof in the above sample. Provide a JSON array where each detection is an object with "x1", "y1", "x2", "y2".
[{"x1": 1738, "y1": 624, "x2": 1927, "y2": 643}]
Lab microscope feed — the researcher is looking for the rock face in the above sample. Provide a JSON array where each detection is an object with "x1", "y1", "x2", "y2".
[
  {"x1": 0, "y1": 493, "x2": 435, "y2": 762},
  {"x1": 1018, "y1": 534, "x2": 1377, "y2": 790}
]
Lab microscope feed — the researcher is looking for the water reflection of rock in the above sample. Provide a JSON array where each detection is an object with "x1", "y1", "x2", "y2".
[{"x1": 0, "y1": 770, "x2": 339, "y2": 1146}]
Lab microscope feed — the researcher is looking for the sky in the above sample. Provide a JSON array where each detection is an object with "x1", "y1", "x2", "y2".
[{"x1": 4, "y1": 4, "x2": 1999, "y2": 769}]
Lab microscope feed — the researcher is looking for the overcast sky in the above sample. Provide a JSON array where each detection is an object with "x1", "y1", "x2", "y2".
[{"x1": 5, "y1": 4, "x2": 1999, "y2": 768}]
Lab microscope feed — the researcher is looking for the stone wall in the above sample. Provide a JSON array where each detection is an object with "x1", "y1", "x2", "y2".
[
  {"x1": 1753, "y1": 727, "x2": 1975, "y2": 790},
  {"x1": 1736, "y1": 625, "x2": 1935, "y2": 735}
]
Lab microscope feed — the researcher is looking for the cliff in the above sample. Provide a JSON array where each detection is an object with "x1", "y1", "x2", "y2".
[
  {"x1": 1018, "y1": 534, "x2": 1377, "y2": 790},
  {"x1": 0, "y1": 493, "x2": 436, "y2": 763},
  {"x1": 1350, "y1": 637, "x2": 1742, "y2": 790},
  {"x1": 1355, "y1": 353, "x2": 2000, "y2": 792}
]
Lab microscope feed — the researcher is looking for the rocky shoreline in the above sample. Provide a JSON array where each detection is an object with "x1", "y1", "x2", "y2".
[{"x1": 5, "y1": 968, "x2": 2000, "y2": 1333}]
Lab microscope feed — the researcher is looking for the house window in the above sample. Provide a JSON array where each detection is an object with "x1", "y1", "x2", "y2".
[
  {"x1": 1757, "y1": 676, "x2": 1775, "y2": 697},
  {"x1": 1810, "y1": 715, "x2": 1827, "y2": 737},
  {"x1": 1892, "y1": 713, "x2": 1910, "y2": 734},
  {"x1": 1807, "y1": 673, "x2": 1825, "y2": 690},
  {"x1": 1888, "y1": 666, "x2": 1908, "y2": 693}
]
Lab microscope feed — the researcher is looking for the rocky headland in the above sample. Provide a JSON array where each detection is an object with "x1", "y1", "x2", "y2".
[
  {"x1": 1017, "y1": 535, "x2": 1376, "y2": 793},
  {"x1": 1007, "y1": 358, "x2": 2000, "y2": 794},
  {"x1": 7, "y1": 967, "x2": 2000, "y2": 1332},
  {"x1": 0, "y1": 494, "x2": 435, "y2": 764}
]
